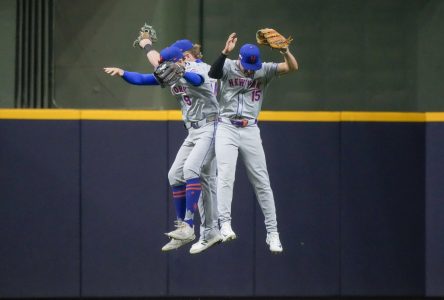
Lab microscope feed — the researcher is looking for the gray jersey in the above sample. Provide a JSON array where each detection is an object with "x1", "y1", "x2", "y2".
[
  {"x1": 218, "y1": 59, "x2": 278, "y2": 119},
  {"x1": 170, "y1": 61, "x2": 219, "y2": 123},
  {"x1": 196, "y1": 60, "x2": 218, "y2": 96}
]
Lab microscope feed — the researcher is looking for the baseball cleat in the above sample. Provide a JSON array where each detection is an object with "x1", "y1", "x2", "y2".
[
  {"x1": 165, "y1": 220, "x2": 184, "y2": 236},
  {"x1": 167, "y1": 222, "x2": 195, "y2": 240},
  {"x1": 162, "y1": 237, "x2": 195, "y2": 252},
  {"x1": 266, "y1": 232, "x2": 283, "y2": 253},
  {"x1": 189, "y1": 232, "x2": 223, "y2": 254},
  {"x1": 165, "y1": 220, "x2": 189, "y2": 237},
  {"x1": 220, "y1": 222, "x2": 237, "y2": 242}
]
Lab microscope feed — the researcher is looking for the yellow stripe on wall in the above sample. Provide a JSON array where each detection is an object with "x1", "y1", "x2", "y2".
[
  {"x1": 426, "y1": 113, "x2": 444, "y2": 122},
  {"x1": 80, "y1": 110, "x2": 169, "y2": 121},
  {"x1": 259, "y1": 111, "x2": 341, "y2": 122},
  {"x1": 341, "y1": 112, "x2": 425, "y2": 122},
  {"x1": 0, "y1": 109, "x2": 81, "y2": 120},
  {"x1": 166, "y1": 110, "x2": 183, "y2": 121},
  {"x1": 1, "y1": 109, "x2": 444, "y2": 122}
]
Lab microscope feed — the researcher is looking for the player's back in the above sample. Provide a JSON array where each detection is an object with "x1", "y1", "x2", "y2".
[{"x1": 189, "y1": 60, "x2": 218, "y2": 96}]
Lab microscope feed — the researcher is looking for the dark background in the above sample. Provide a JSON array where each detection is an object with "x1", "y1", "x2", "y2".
[{"x1": 0, "y1": 0, "x2": 443, "y2": 110}]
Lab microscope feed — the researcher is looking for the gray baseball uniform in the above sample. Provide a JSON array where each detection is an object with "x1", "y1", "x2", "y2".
[
  {"x1": 195, "y1": 61, "x2": 219, "y2": 238},
  {"x1": 216, "y1": 59, "x2": 279, "y2": 233},
  {"x1": 168, "y1": 61, "x2": 219, "y2": 236}
]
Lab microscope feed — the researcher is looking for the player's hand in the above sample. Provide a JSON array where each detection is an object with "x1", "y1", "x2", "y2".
[
  {"x1": 222, "y1": 32, "x2": 237, "y2": 55},
  {"x1": 103, "y1": 67, "x2": 124, "y2": 76},
  {"x1": 280, "y1": 47, "x2": 289, "y2": 55}
]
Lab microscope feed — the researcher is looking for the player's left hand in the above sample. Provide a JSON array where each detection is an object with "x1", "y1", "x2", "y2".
[
  {"x1": 103, "y1": 67, "x2": 124, "y2": 76},
  {"x1": 222, "y1": 32, "x2": 237, "y2": 55}
]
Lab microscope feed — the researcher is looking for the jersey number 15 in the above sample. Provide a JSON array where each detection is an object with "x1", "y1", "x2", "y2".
[{"x1": 251, "y1": 90, "x2": 261, "y2": 102}]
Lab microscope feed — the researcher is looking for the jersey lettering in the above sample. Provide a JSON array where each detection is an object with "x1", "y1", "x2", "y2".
[
  {"x1": 172, "y1": 85, "x2": 187, "y2": 94},
  {"x1": 228, "y1": 78, "x2": 261, "y2": 89}
]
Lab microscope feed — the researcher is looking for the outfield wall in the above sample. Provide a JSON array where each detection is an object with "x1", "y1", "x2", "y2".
[{"x1": 0, "y1": 110, "x2": 442, "y2": 297}]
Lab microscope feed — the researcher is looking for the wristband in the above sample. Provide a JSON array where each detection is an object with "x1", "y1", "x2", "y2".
[{"x1": 143, "y1": 44, "x2": 154, "y2": 54}]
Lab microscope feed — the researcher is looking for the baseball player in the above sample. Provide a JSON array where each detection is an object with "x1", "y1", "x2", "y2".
[
  {"x1": 137, "y1": 36, "x2": 221, "y2": 253},
  {"x1": 208, "y1": 32, "x2": 298, "y2": 253},
  {"x1": 104, "y1": 46, "x2": 222, "y2": 254}
]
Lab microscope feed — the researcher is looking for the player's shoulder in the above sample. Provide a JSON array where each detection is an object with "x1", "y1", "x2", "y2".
[
  {"x1": 260, "y1": 61, "x2": 278, "y2": 73},
  {"x1": 196, "y1": 61, "x2": 212, "y2": 73},
  {"x1": 199, "y1": 62, "x2": 212, "y2": 72},
  {"x1": 252, "y1": 62, "x2": 277, "y2": 79},
  {"x1": 185, "y1": 61, "x2": 203, "y2": 74},
  {"x1": 223, "y1": 58, "x2": 237, "y2": 70},
  {"x1": 185, "y1": 61, "x2": 197, "y2": 69},
  {"x1": 262, "y1": 61, "x2": 277, "y2": 68}
]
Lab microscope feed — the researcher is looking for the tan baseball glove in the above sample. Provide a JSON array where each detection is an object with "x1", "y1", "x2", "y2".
[
  {"x1": 133, "y1": 23, "x2": 158, "y2": 48},
  {"x1": 256, "y1": 28, "x2": 293, "y2": 49}
]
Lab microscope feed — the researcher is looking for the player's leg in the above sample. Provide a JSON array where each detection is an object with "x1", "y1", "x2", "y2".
[
  {"x1": 239, "y1": 125, "x2": 283, "y2": 253},
  {"x1": 215, "y1": 123, "x2": 240, "y2": 242},
  {"x1": 198, "y1": 157, "x2": 219, "y2": 236},
  {"x1": 162, "y1": 137, "x2": 195, "y2": 251},
  {"x1": 168, "y1": 137, "x2": 193, "y2": 221},
  {"x1": 190, "y1": 156, "x2": 222, "y2": 254},
  {"x1": 168, "y1": 123, "x2": 216, "y2": 241}
]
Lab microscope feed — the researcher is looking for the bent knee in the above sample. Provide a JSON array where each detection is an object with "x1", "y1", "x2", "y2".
[
  {"x1": 183, "y1": 165, "x2": 200, "y2": 180},
  {"x1": 168, "y1": 168, "x2": 183, "y2": 186}
]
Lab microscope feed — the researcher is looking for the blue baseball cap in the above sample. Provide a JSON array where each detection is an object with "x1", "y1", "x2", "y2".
[
  {"x1": 239, "y1": 44, "x2": 262, "y2": 71},
  {"x1": 159, "y1": 46, "x2": 184, "y2": 63},
  {"x1": 171, "y1": 39, "x2": 193, "y2": 52}
]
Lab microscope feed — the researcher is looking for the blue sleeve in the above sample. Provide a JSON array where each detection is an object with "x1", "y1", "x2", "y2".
[
  {"x1": 122, "y1": 71, "x2": 159, "y2": 85},
  {"x1": 183, "y1": 72, "x2": 204, "y2": 86}
]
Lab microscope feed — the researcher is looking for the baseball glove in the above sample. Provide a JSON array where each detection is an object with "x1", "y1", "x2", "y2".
[
  {"x1": 256, "y1": 28, "x2": 293, "y2": 49},
  {"x1": 154, "y1": 61, "x2": 185, "y2": 87},
  {"x1": 132, "y1": 23, "x2": 158, "y2": 48}
]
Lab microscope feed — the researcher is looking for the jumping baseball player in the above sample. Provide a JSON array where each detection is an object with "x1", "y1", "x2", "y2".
[
  {"x1": 104, "y1": 46, "x2": 222, "y2": 254},
  {"x1": 137, "y1": 34, "x2": 220, "y2": 253},
  {"x1": 208, "y1": 32, "x2": 298, "y2": 253}
]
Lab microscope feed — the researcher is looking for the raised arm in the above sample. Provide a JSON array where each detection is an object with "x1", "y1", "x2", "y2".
[
  {"x1": 276, "y1": 48, "x2": 298, "y2": 75},
  {"x1": 139, "y1": 39, "x2": 161, "y2": 68},
  {"x1": 208, "y1": 32, "x2": 237, "y2": 79}
]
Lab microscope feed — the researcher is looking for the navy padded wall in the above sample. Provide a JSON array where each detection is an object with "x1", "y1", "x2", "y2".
[
  {"x1": 341, "y1": 122, "x2": 425, "y2": 296},
  {"x1": 0, "y1": 120, "x2": 80, "y2": 297},
  {"x1": 425, "y1": 123, "x2": 444, "y2": 296},
  {"x1": 0, "y1": 118, "x2": 439, "y2": 297},
  {"x1": 81, "y1": 121, "x2": 168, "y2": 297},
  {"x1": 255, "y1": 122, "x2": 340, "y2": 296}
]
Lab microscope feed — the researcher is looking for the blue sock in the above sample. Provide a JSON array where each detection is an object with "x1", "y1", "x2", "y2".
[
  {"x1": 172, "y1": 185, "x2": 186, "y2": 220},
  {"x1": 184, "y1": 177, "x2": 202, "y2": 227}
]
